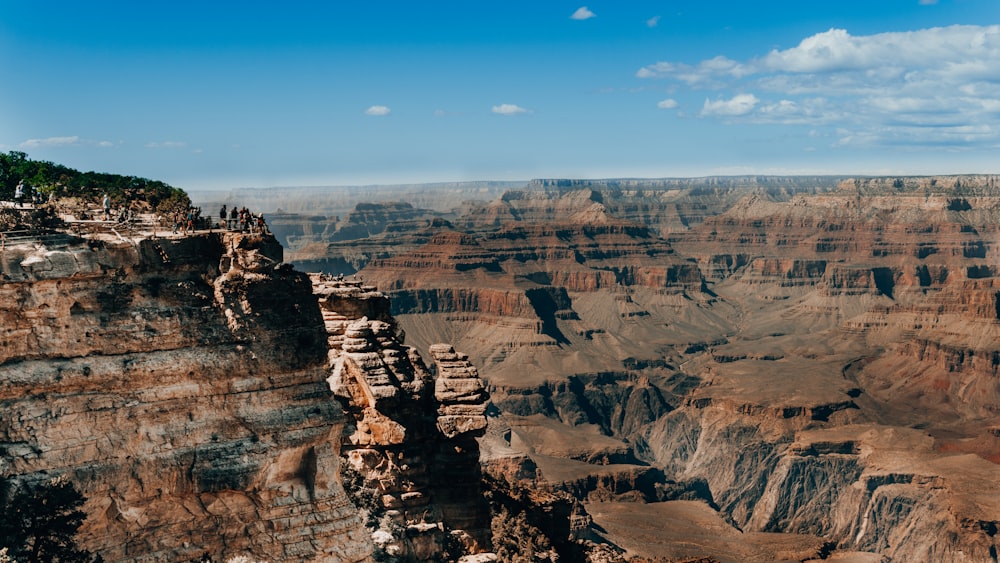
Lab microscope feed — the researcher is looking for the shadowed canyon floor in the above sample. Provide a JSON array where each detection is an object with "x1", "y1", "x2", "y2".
[{"x1": 276, "y1": 176, "x2": 1000, "y2": 561}]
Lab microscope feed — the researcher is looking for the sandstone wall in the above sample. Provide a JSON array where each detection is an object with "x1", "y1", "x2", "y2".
[{"x1": 0, "y1": 233, "x2": 372, "y2": 562}]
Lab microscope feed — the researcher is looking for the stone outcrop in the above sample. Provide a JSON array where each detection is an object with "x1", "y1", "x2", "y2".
[
  {"x1": 430, "y1": 344, "x2": 488, "y2": 439},
  {"x1": 315, "y1": 276, "x2": 491, "y2": 560},
  {"x1": 427, "y1": 345, "x2": 491, "y2": 544},
  {"x1": 0, "y1": 232, "x2": 372, "y2": 562}
]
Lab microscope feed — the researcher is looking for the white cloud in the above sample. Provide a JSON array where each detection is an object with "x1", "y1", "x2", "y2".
[
  {"x1": 636, "y1": 24, "x2": 1000, "y2": 149},
  {"x1": 639, "y1": 25, "x2": 1000, "y2": 88},
  {"x1": 865, "y1": 96, "x2": 945, "y2": 114},
  {"x1": 657, "y1": 98, "x2": 678, "y2": 109},
  {"x1": 492, "y1": 104, "x2": 528, "y2": 115},
  {"x1": 145, "y1": 141, "x2": 186, "y2": 149},
  {"x1": 747, "y1": 97, "x2": 842, "y2": 125},
  {"x1": 96, "y1": 140, "x2": 114, "y2": 148},
  {"x1": 636, "y1": 62, "x2": 675, "y2": 79},
  {"x1": 757, "y1": 99, "x2": 798, "y2": 116},
  {"x1": 19, "y1": 136, "x2": 80, "y2": 149},
  {"x1": 365, "y1": 105, "x2": 391, "y2": 116},
  {"x1": 570, "y1": 7, "x2": 595, "y2": 20},
  {"x1": 701, "y1": 94, "x2": 759, "y2": 116},
  {"x1": 647, "y1": 16, "x2": 660, "y2": 28},
  {"x1": 760, "y1": 26, "x2": 1000, "y2": 84},
  {"x1": 637, "y1": 56, "x2": 747, "y2": 86},
  {"x1": 761, "y1": 28, "x2": 874, "y2": 73},
  {"x1": 919, "y1": 0, "x2": 938, "y2": 4}
]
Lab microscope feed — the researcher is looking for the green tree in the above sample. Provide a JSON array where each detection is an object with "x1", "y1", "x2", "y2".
[
  {"x1": 0, "y1": 151, "x2": 29, "y2": 197},
  {"x1": 0, "y1": 150, "x2": 190, "y2": 210},
  {"x1": 0, "y1": 476, "x2": 97, "y2": 563},
  {"x1": 490, "y1": 507, "x2": 556, "y2": 563}
]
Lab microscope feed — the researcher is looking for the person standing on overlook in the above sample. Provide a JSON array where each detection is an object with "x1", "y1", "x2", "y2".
[
  {"x1": 103, "y1": 194, "x2": 111, "y2": 221},
  {"x1": 14, "y1": 181, "x2": 24, "y2": 207}
]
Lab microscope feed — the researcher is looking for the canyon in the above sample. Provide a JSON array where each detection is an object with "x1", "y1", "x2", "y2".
[
  {"x1": 1, "y1": 173, "x2": 998, "y2": 561},
  {"x1": 261, "y1": 176, "x2": 1000, "y2": 561}
]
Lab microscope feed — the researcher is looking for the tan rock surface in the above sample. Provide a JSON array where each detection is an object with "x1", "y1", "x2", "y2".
[
  {"x1": 0, "y1": 233, "x2": 372, "y2": 562},
  {"x1": 585, "y1": 500, "x2": 834, "y2": 563},
  {"x1": 314, "y1": 276, "x2": 492, "y2": 559}
]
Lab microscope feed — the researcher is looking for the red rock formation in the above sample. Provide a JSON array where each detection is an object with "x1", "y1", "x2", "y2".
[
  {"x1": 0, "y1": 233, "x2": 372, "y2": 562},
  {"x1": 315, "y1": 277, "x2": 491, "y2": 559}
]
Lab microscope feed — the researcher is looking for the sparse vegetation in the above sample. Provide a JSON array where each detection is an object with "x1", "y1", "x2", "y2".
[
  {"x1": 484, "y1": 474, "x2": 594, "y2": 563},
  {"x1": 483, "y1": 474, "x2": 690, "y2": 563},
  {"x1": 340, "y1": 458, "x2": 383, "y2": 529},
  {"x1": 0, "y1": 151, "x2": 189, "y2": 213},
  {"x1": 340, "y1": 458, "x2": 407, "y2": 561},
  {"x1": 490, "y1": 507, "x2": 558, "y2": 563},
  {"x1": 340, "y1": 457, "x2": 472, "y2": 562},
  {"x1": 0, "y1": 476, "x2": 99, "y2": 563}
]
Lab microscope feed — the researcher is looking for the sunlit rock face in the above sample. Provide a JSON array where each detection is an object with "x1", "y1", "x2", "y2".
[
  {"x1": 0, "y1": 233, "x2": 373, "y2": 562},
  {"x1": 316, "y1": 276, "x2": 491, "y2": 559}
]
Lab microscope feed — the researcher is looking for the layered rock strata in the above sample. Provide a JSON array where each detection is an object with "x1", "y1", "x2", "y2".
[
  {"x1": 316, "y1": 276, "x2": 490, "y2": 559},
  {"x1": 0, "y1": 232, "x2": 372, "y2": 562},
  {"x1": 274, "y1": 202, "x2": 447, "y2": 274},
  {"x1": 428, "y1": 344, "x2": 490, "y2": 538},
  {"x1": 312, "y1": 177, "x2": 1000, "y2": 561}
]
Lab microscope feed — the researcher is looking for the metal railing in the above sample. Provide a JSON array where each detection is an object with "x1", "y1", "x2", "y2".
[
  {"x1": 0, "y1": 229, "x2": 79, "y2": 252},
  {"x1": 2, "y1": 213, "x2": 270, "y2": 250}
]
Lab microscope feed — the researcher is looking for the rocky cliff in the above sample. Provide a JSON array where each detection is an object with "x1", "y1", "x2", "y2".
[
  {"x1": 0, "y1": 232, "x2": 373, "y2": 562},
  {"x1": 316, "y1": 276, "x2": 491, "y2": 560}
]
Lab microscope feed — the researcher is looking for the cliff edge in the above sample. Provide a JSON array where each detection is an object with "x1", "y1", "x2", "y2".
[{"x1": 0, "y1": 232, "x2": 373, "y2": 562}]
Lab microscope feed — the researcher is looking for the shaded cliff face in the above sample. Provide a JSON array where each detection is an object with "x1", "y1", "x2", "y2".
[
  {"x1": 302, "y1": 176, "x2": 1000, "y2": 561},
  {"x1": 0, "y1": 233, "x2": 372, "y2": 562}
]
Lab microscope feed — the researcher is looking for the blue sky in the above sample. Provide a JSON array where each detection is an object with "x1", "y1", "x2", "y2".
[{"x1": 2, "y1": 1, "x2": 998, "y2": 190}]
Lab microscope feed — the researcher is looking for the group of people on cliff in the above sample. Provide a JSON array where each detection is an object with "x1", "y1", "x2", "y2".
[
  {"x1": 13, "y1": 180, "x2": 43, "y2": 207},
  {"x1": 163, "y1": 204, "x2": 268, "y2": 236},
  {"x1": 171, "y1": 206, "x2": 202, "y2": 234},
  {"x1": 102, "y1": 194, "x2": 132, "y2": 223},
  {"x1": 218, "y1": 204, "x2": 268, "y2": 235}
]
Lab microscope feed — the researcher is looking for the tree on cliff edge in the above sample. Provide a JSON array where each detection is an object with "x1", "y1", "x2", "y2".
[
  {"x1": 0, "y1": 476, "x2": 97, "y2": 562},
  {"x1": 0, "y1": 150, "x2": 189, "y2": 213}
]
